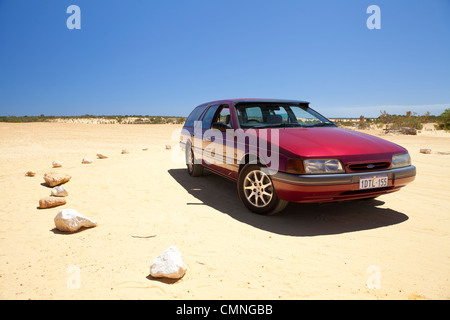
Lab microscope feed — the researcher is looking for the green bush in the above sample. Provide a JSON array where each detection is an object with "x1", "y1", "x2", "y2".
[
  {"x1": 0, "y1": 115, "x2": 186, "y2": 124},
  {"x1": 436, "y1": 108, "x2": 450, "y2": 130},
  {"x1": 376, "y1": 111, "x2": 423, "y2": 130}
]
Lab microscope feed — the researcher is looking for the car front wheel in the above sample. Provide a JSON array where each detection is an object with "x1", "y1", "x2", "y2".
[{"x1": 237, "y1": 164, "x2": 288, "y2": 215}]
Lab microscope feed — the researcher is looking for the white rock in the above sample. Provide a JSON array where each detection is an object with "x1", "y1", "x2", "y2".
[
  {"x1": 150, "y1": 246, "x2": 187, "y2": 279},
  {"x1": 44, "y1": 172, "x2": 71, "y2": 187},
  {"x1": 52, "y1": 161, "x2": 62, "y2": 168},
  {"x1": 54, "y1": 209, "x2": 97, "y2": 233},
  {"x1": 39, "y1": 196, "x2": 66, "y2": 209},
  {"x1": 82, "y1": 158, "x2": 93, "y2": 164},
  {"x1": 51, "y1": 185, "x2": 69, "y2": 197}
]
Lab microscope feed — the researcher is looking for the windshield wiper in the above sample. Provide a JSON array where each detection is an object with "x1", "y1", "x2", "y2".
[
  {"x1": 308, "y1": 122, "x2": 335, "y2": 127},
  {"x1": 251, "y1": 123, "x2": 303, "y2": 129}
]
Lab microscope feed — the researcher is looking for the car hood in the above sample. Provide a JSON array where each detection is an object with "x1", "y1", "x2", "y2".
[{"x1": 262, "y1": 127, "x2": 407, "y2": 161}]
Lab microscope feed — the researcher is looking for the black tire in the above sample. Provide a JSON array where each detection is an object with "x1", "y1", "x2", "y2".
[
  {"x1": 186, "y1": 144, "x2": 203, "y2": 177},
  {"x1": 237, "y1": 164, "x2": 288, "y2": 215}
]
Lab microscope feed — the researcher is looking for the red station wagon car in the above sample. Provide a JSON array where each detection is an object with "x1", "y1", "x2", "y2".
[{"x1": 180, "y1": 99, "x2": 416, "y2": 215}]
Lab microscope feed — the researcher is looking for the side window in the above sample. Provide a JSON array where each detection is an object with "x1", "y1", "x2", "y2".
[
  {"x1": 201, "y1": 105, "x2": 219, "y2": 129},
  {"x1": 213, "y1": 105, "x2": 231, "y2": 126},
  {"x1": 185, "y1": 105, "x2": 206, "y2": 127}
]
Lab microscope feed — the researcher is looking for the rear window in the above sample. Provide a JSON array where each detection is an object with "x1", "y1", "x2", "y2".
[{"x1": 184, "y1": 105, "x2": 206, "y2": 127}]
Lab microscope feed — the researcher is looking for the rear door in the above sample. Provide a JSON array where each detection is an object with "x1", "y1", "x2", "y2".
[
  {"x1": 200, "y1": 104, "x2": 237, "y2": 178},
  {"x1": 197, "y1": 104, "x2": 220, "y2": 168}
]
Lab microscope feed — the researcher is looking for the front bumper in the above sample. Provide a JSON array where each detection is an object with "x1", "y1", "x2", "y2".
[{"x1": 271, "y1": 165, "x2": 416, "y2": 203}]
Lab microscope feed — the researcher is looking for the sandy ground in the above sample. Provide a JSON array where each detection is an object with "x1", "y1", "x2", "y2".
[{"x1": 0, "y1": 122, "x2": 448, "y2": 300}]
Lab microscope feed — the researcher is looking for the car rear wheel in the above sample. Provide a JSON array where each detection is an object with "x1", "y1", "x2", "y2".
[
  {"x1": 238, "y1": 164, "x2": 288, "y2": 215},
  {"x1": 186, "y1": 145, "x2": 203, "y2": 177}
]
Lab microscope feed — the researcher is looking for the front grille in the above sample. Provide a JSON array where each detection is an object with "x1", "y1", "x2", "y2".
[{"x1": 348, "y1": 162, "x2": 390, "y2": 172}]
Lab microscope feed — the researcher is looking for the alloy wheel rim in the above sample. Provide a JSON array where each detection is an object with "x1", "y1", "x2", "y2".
[{"x1": 243, "y1": 170, "x2": 274, "y2": 207}]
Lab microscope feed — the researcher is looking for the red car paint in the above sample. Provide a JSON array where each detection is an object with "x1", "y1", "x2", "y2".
[{"x1": 180, "y1": 99, "x2": 416, "y2": 210}]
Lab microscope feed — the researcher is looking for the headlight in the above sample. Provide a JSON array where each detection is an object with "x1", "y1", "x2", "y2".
[
  {"x1": 303, "y1": 159, "x2": 344, "y2": 174},
  {"x1": 392, "y1": 153, "x2": 411, "y2": 168}
]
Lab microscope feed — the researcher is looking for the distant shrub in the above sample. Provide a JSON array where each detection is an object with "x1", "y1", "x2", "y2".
[
  {"x1": 436, "y1": 108, "x2": 450, "y2": 130},
  {"x1": 376, "y1": 110, "x2": 423, "y2": 131},
  {"x1": 0, "y1": 115, "x2": 186, "y2": 124}
]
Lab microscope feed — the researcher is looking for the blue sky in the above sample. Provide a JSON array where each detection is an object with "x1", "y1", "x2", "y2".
[{"x1": 0, "y1": 0, "x2": 449, "y2": 118}]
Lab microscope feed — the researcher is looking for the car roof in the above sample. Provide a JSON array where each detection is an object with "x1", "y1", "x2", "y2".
[{"x1": 201, "y1": 98, "x2": 310, "y2": 106}]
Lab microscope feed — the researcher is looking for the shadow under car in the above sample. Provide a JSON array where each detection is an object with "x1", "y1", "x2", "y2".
[{"x1": 168, "y1": 168, "x2": 409, "y2": 237}]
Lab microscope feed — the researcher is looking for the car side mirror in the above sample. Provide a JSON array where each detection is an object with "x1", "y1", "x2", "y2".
[{"x1": 211, "y1": 122, "x2": 230, "y2": 132}]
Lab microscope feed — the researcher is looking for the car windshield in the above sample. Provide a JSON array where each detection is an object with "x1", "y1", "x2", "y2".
[{"x1": 235, "y1": 103, "x2": 335, "y2": 129}]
